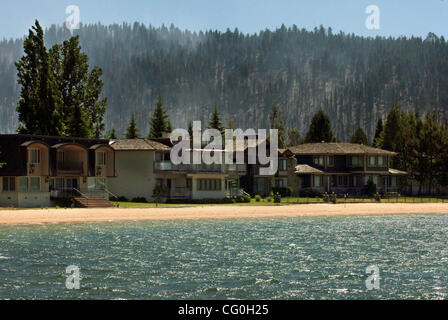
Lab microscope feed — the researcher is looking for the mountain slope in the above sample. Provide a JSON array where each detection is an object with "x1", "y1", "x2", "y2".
[{"x1": 1, "y1": 23, "x2": 447, "y2": 141}]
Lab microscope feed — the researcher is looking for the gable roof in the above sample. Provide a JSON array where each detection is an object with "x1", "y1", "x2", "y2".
[
  {"x1": 287, "y1": 143, "x2": 397, "y2": 156},
  {"x1": 109, "y1": 139, "x2": 170, "y2": 151}
]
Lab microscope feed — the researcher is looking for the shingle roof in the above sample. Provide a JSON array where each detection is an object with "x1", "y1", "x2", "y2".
[
  {"x1": 109, "y1": 139, "x2": 171, "y2": 151},
  {"x1": 288, "y1": 143, "x2": 397, "y2": 156},
  {"x1": 295, "y1": 164, "x2": 324, "y2": 175}
]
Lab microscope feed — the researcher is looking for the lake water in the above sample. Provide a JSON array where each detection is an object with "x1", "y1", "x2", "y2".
[{"x1": 0, "y1": 214, "x2": 447, "y2": 300}]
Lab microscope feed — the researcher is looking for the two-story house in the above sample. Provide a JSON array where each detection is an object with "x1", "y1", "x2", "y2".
[
  {"x1": 0, "y1": 134, "x2": 115, "y2": 208},
  {"x1": 288, "y1": 142, "x2": 407, "y2": 195}
]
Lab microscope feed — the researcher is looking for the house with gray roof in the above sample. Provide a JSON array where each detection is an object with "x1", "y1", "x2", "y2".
[{"x1": 288, "y1": 142, "x2": 407, "y2": 195}]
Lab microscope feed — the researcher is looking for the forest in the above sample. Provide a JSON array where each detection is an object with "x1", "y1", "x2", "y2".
[{"x1": 1, "y1": 22, "x2": 447, "y2": 141}]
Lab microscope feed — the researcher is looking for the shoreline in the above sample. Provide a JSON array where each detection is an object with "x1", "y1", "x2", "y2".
[{"x1": 0, "y1": 203, "x2": 448, "y2": 226}]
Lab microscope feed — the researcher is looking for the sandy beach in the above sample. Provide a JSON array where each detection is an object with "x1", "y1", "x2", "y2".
[{"x1": 0, "y1": 203, "x2": 447, "y2": 225}]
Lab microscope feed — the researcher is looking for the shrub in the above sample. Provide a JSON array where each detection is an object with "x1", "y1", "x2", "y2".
[
  {"x1": 111, "y1": 196, "x2": 129, "y2": 202},
  {"x1": 330, "y1": 193, "x2": 337, "y2": 204},
  {"x1": 274, "y1": 193, "x2": 282, "y2": 203},
  {"x1": 255, "y1": 195, "x2": 262, "y2": 202},
  {"x1": 272, "y1": 187, "x2": 292, "y2": 197},
  {"x1": 131, "y1": 197, "x2": 148, "y2": 203}
]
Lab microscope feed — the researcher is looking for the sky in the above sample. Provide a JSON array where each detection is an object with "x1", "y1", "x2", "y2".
[{"x1": 1, "y1": 0, "x2": 447, "y2": 40}]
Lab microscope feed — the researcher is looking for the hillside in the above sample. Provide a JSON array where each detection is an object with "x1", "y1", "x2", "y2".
[{"x1": 1, "y1": 23, "x2": 447, "y2": 141}]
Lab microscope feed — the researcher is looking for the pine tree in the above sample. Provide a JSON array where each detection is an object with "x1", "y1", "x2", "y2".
[
  {"x1": 15, "y1": 20, "x2": 63, "y2": 136},
  {"x1": 304, "y1": 109, "x2": 335, "y2": 143},
  {"x1": 380, "y1": 102, "x2": 401, "y2": 151},
  {"x1": 208, "y1": 106, "x2": 225, "y2": 135},
  {"x1": 373, "y1": 118, "x2": 384, "y2": 147},
  {"x1": 15, "y1": 21, "x2": 107, "y2": 138},
  {"x1": 106, "y1": 128, "x2": 118, "y2": 139},
  {"x1": 125, "y1": 114, "x2": 140, "y2": 139},
  {"x1": 269, "y1": 104, "x2": 286, "y2": 148},
  {"x1": 148, "y1": 95, "x2": 171, "y2": 138},
  {"x1": 350, "y1": 127, "x2": 369, "y2": 145}
]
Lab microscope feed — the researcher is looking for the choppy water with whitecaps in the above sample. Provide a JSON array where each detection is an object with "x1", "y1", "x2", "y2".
[{"x1": 0, "y1": 214, "x2": 447, "y2": 300}]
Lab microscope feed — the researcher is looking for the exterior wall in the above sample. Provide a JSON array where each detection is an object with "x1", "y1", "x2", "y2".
[
  {"x1": 108, "y1": 150, "x2": 156, "y2": 201},
  {"x1": 95, "y1": 147, "x2": 115, "y2": 178},
  {"x1": 18, "y1": 192, "x2": 51, "y2": 208},
  {"x1": 0, "y1": 192, "x2": 18, "y2": 207}
]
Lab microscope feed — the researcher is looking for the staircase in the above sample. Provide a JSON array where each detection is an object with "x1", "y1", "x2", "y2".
[{"x1": 73, "y1": 197, "x2": 115, "y2": 208}]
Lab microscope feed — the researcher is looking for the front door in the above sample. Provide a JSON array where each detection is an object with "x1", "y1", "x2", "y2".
[{"x1": 66, "y1": 178, "x2": 79, "y2": 190}]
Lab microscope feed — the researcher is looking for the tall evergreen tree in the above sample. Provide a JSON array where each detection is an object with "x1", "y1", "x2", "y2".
[
  {"x1": 350, "y1": 127, "x2": 369, "y2": 145},
  {"x1": 269, "y1": 104, "x2": 286, "y2": 148},
  {"x1": 373, "y1": 118, "x2": 384, "y2": 147},
  {"x1": 148, "y1": 95, "x2": 171, "y2": 138},
  {"x1": 304, "y1": 109, "x2": 335, "y2": 143},
  {"x1": 15, "y1": 21, "x2": 107, "y2": 138},
  {"x1": 125, "y1": 114, "x2": 140, "y2": 139},
  {"x1": 380, "y1": 102, "x2": 401, "y2": 151},
  {"x1": 15, "y1": 20, "x2": 63, "y2": 136},
  {"x1": 208, "y1": 106, "x2": 225, "y2": 135}
]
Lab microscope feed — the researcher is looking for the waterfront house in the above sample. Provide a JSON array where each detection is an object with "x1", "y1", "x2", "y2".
[
  {"x1": 288, "y1": 142, "x2": 408, "y2": 195},
  {"x1": 0, "y1": 134, "x2": 115, "y2": 208}
]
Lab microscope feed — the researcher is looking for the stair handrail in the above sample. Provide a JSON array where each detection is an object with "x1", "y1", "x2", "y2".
[
  {"x1": 95, "y1": 180, "x2": 119, "y2": 200},
  {"x1": 73, "y1": 187, "x2": 89, "y2": 199},
  {"x1": 72, "y1": 187, "x2": 90, "y2": 207}
]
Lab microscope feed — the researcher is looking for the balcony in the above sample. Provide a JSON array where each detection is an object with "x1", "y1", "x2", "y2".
[
  {"x1": 154, "y1": 161, "x2": 246, "y2": 174},
  {"x1": 56, "y1": 161, "x2": 84, "y2": 175}
]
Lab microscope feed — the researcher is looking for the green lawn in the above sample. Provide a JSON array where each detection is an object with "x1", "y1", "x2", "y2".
[{"x1": 115, "y1": 196, "x2": 447, "y2": 208}]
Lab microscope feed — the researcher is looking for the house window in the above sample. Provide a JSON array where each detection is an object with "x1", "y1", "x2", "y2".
[
  {"x1": 314, "y1": 175, "x2": 322, "y2": 187},
  {"x1": 378, "y1": 156, "x2": 384, "y2": 166},
  {"x1": 313, "y1": 156, "x2": 324, "y2": 167},
  {"x1": 29, "y1": 149, "x2": 41, "y2": 164},
  {"x1": 327, "y1": 156, "x2": 334, "y2": 167},
  {"x1": 19, "y1": 177, "x2": 29, "y2": 192},
  {"x1": 349, "y1": 156, "x2": 362, "y2": 167},
  {"x1": 198, "y1": 179, "x2": 222, "y2": 191},
  {"x1": 30, "y1": 177, "x2": 41, "y2": 192},
  {"x1": 96, "y1": 152, "x2": 106, "y2": 166},
  {"x1": 275, "y1": 179, "x2": 286, "y2": 188},
  {"x1": 391, "y1": 176, "x2": 397, "y2": 187},
  {"x1": 279, "y1": 159, "x2": 288, "y2": 171},
  {"x1": 2, "y1": 177, "x2": 15, "y2": 192},
  {"x1": 369, "y1": 156, "x2": 376, "y2": 167}
]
